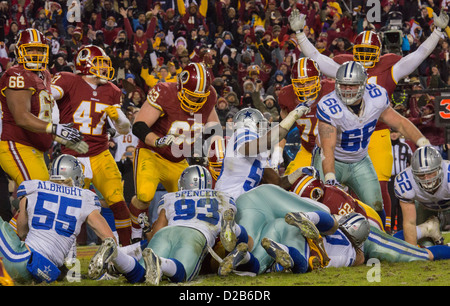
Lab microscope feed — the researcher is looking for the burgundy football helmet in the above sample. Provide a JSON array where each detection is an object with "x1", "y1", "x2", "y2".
[
  {"x1": 353, "y1": 30, "x2": 382, "y2": 68},
  {"x1": 290, "y1": 172, "x2": 325, "y2": 202},
  {"x1": 75, "y1": 45, "x2": 115, "y2": 82},
  {"x1": 177, "y1": 62, "x2": 211, "y2": 113},
  {"x1": 15, "y1": 28, "x2": 49, "y2": 71},
  {"x1": 207, "y1": 138, "x2": 227, "y2": 180},
  {"x1": 291, "y1": 58, "x2": 322, "y2": 103}
]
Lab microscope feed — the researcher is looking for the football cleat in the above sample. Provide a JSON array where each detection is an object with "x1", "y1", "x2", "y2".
[
  {"x1": 218, "y1": 242, "x2": 248, "y2": 276},
  {"x1": 261, "y1": 237, "x2": 294, "y2": 270},
  {"x1": 142, "y1": 248, "x2": 162, "y2": 285},
  {"x1": 418, "y1": 216, "x2": 444, "y2": 245},
  {"x1": 220, "y1": 209, "x2": 237, "y2": 252},
  {"x1": 0, "y1": 258, "x2": 14, "y2": 286},
  {"x1": 285, "y1": 212, "x2": 330, "y2": 269},
  {"x1": 88, "y1": 237, "x2": 118, "y2": 280}
]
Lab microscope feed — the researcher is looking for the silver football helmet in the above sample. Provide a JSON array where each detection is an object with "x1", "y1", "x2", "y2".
[
  {"x1": 178, "y1": 165, "x2": 213, "y2": 190},
  {"x1": 338, "y1": 212, "x2": 370, "y2": 247},
  {"x1": 335, "y1": 61, "x2": 368, "y2": 105},
  {"x1": 411, "y1": 146, "x2": 443, "y2": 193},
  {"x1": 233, "y1": 107, "x2": 267, "y2": 135},
  {"x1": 49, "y1": 154, "x2": 85, "y2": 188}
]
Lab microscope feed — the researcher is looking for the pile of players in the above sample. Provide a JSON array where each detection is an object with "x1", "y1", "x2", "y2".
[{"x1": 1, "y1": 8, "x2": 450, "y2": 285}]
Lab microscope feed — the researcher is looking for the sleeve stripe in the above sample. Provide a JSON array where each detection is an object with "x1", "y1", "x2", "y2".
[{"x1": 316, "y1": 106, "x2": 331, "y2": 124}]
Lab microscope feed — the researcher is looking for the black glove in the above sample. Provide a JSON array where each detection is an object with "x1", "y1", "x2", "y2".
[{"x1": 48, "y1": 123, "x2": 83, "y2": 143}]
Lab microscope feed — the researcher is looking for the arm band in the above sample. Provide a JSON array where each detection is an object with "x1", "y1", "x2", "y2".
[{"x1": 132, "y1": 121, "x2": 152, "y2": 143}]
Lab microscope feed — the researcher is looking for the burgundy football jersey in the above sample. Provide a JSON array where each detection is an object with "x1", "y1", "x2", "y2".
[
  {"x1": 322, "y1": 185, "x2": 368, "y2": 218},
  {"x1": 0, "y1": 65, "x2": 53, "y2": 152},
  {"x1": 52, "y1": 72, "x2": 122, "y2": 157},
  {"x1": 333, "y1": 53, "x2": 402, "y2": 131},
  {"x1": 278, "y1": 79, "x2": 335, "y2": 153},
  {"x1": 138, "y1": 82, "x2": 217, "y2": 163}
]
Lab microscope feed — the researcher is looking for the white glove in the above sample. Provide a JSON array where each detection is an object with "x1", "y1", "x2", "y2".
[
  {"x1": 54, "y1": 136, "x2": 89, "y2": 154},
  {"x1": 293, "y1": 103, "x2": 311, "y2": 119},
  {"x1": 289, "y1": 8, "x2": 306, "y2": 33},
  {"x1": 155, "y1": 134, "x2": 176, "y2": 148},
  {"x1": 279, "y1": 103, "x2": 310, "y2": 131},
  {"x1": 270, "y1": 145, "x2": 284, "y2": 169},
  {"x1": 433, "y1": 9, "x2": 449, "y2": 30}
]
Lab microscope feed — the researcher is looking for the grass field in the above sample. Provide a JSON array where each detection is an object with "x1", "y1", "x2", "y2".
[{"x1": 31, "y1": 232, "x2": 450, "y2": 288}]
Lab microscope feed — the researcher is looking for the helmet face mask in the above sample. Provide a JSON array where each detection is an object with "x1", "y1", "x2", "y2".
[
  {"x1": 49, "y1": 154, "x2": 85, "y2": 188},
  {"x1": 75, "y1": 45, "x2": 115, "y2": 83},
  {"x1": 335, "y1": 61, "x2": 367, "y2": 106},
  {"x1": 291, "y1": 58, "x2": 322, "y2": 103},
  {"x1": 411, "y1": 146, "x2": 443, "y2": 193},
  {"x1": 15, "y1": 29, "x2": 49, "y2": 71},
  {"x1": 178, "y1": 165, "x2": 213, "y2": 190},
  {"x1": 177, "y1": 63, "x2": 211, "y2": 113},
  {"x1": 353, "y1": 31, "x2": 381, "y2": 68}
]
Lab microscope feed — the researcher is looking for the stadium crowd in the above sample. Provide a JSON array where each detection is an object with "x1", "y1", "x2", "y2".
[{"x1": 0, "y1": 0, "x2": 450, "y2": 285}]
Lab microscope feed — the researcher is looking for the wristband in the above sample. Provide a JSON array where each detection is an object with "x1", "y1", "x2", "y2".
[
  {"x1": 416, "y1": 136, "x2": 430, "y2": 147},
  {"x1": 324, "y1": 172, "x2": 336, "y2": 182},
  {"x1": 46, "y1": 122, "x2": 53, "y2": 134}
]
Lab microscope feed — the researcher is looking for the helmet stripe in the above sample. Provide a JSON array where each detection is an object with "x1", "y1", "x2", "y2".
[
  {"x1": 364, "y1": 31, "x2": 371, "y2": 44},
  {"x1": 299, "y1": 58, "x2": 306, "y2": 77},
  {"x1": 196, "y1": 63, "x2": 205, "y2": 93}
]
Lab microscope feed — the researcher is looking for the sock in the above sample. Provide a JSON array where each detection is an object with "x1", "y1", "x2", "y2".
[
  {"x1": 113, "y1": 248, "x2": 137, "y2": 274},
  {"x1": 393, "y1": 227, "x2": 422, "y2": 241},
  {"x1": 306, "y1": 211, "x2": 335, "y2": 233},
  {"x1": 380, "y1": 181, "x2": 391, "y2": 232},
  {"x1": 109, "y1": 201, "x2": 132, "y2": 246},
  {"x1": 123, "y1": 258, "x2": 146, "y2": 283},
  {"x1": 129, "y1": 201, "x2": 148, "y2": 231},
  {"x1": 236, "y1": 252, "x2": 260, "y2": 274},
  {"x1": 101, "y1": 207, "x2": 118, "y2": 241},
  {"x1": 166, "y1": 258, "x2": 186, "y2": 283},
  {"x1": 288, "y1": 246, "x2": 308, "y2": 274},
  {"x1": 427, "y1": 245, "x2": 450, "y2": 260},
  {"x1": 236, "y1": 225, "x2": 249, "y2": 244}
]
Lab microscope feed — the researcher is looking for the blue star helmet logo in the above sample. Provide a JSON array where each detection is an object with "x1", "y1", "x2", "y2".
[{"x1": 244, "y1": 110, "x2": 253, "y2": 118}]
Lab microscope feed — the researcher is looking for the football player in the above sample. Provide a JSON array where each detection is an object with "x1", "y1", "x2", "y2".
[
  {"x1": 394, "y1": 146, "x2": 449, "y2": 246},
  {"x1": 314, "y1": 61, "x2": 429, "y2": 220},
  {"x1": 0, "y1": 29, "x2": 84, "y2": 186},
  {"x1": 0, "y1": 154, "x2": 115, "y2": 284},
  {"x1": 214, "y1": 106, "x2": 310, "y2": 200},
  {"x1": 90, "y1": 165, "x2": 248, "y2": 285},
  {"x1": 51, "y1": 45, "x2": 132, "y2": 245},
  {"x1": 289, "y1": 8, "x2": 449, "y2": 231},
  {"x1": 276, "y1": 57, "x2": 335, "y2": 174},
  {"x1": 130, "y1": 62, "x2": 221, "y2": 242}
]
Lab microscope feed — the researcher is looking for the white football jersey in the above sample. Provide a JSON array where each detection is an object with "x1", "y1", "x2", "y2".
[
  {"x1": 316, "y1": 84, "x2": 390, "y2": 163},
  {"x1": 17, "y1": 180, "x2": 101, "y2": 267},
  {"x1": 324, "y1": 229, "x2": 357, "y2": 268},
  {"x1": 215, "y1": 127, "x2": 269, "y2": 200},
  {"x1": 112, "y1": 130, "x2": 139, "y2": 162},
  {"x1": 157, "y1": 189, "x2": 236, "y2": 247},
  {"x1": 394, "y1": 160, "x2": 450, "y2": 211}
]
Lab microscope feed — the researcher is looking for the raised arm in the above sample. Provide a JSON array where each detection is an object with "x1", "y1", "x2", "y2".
[
  {"x1": 289, "y1": 9, "x2": 340, "y2": 78},
  {"x1": 392, "y1": 10, "x2": 449, "y2": 82}
]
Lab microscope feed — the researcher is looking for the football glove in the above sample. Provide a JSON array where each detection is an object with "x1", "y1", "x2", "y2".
[
  {"x1": 289, "y1": 9, "x2": 306, "y2": 33},
  {"x1": 105, "y1": 105, "x2": 119, "y2": 121},
  {"x1": 155, "y1": 135, "x2": 176, "y2": 148},
  {"x1": 433, "y1": 9, "x2": 449, "y2": 31},
  {"x1": 47, "y1": 122, "x2": 83, "y2": 143}
]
